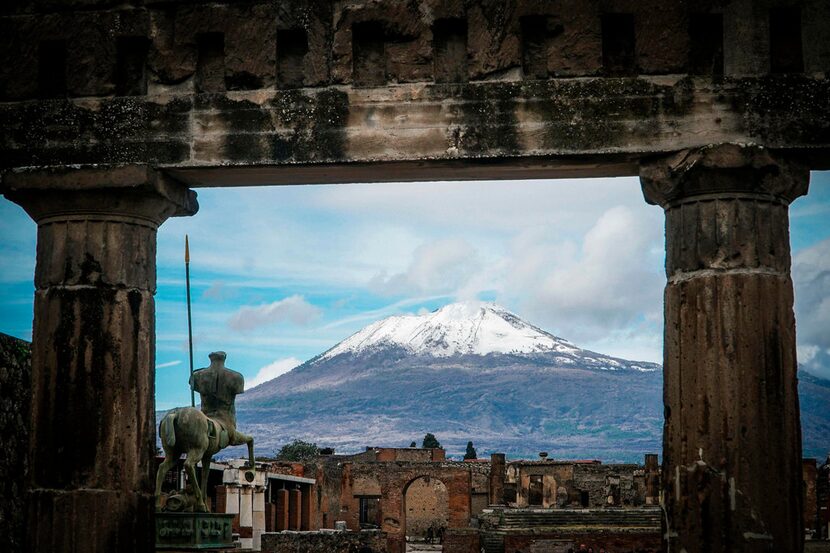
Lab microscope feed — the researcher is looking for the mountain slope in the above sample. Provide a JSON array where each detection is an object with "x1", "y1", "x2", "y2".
[{"x1": 234, "y1": 302, "x2": 829, "y2": 462}]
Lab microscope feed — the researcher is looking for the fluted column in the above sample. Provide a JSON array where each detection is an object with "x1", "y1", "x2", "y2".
[
  {"x1": 2, "y1": 166, "x2": 197, "y2": 553},
  {"x1": 640, "y1": 144, "x2": 808, "y2": 552}
]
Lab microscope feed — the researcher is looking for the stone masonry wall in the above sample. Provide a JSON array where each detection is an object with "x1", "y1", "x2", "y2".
[
  {"x1": 0, "y1": 333, "x2": 31, "y2": 553},
  {"x1": 261, "y1": 530, "x2": 388, "y2": 553}
]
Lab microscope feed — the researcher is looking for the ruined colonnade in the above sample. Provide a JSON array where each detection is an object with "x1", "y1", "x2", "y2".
[
  {"x1": 1, "y1": 142, "x2": 808, "y2": 552},
  {"x1": 3, "y1": 0, "x2": 828, "y2": 550}
]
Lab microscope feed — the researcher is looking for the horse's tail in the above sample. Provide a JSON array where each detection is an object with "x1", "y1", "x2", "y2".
[{"x1": 161, "y1": 411, "x2": 177, "y2": 449}]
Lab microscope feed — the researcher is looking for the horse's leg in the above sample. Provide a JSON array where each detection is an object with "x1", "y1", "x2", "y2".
[
  {"x1": 200, "y1": 451, "x2": 213, "y2": 512},
  {"x1": 245, "y1": 434, "x2": 255, "y2": 469},
  {"x1": 234, "y1": 430, "x2": 255, "y2": 468},
  {"x1": 184, "y1": 449, "x2": 207, "y2": 512},
  {"x1": 155, "y1": 449, "x2": 177, "y2": 509}
]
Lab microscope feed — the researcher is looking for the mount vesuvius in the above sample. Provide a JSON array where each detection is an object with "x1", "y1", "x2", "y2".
[{"x1": 233, "y1": 302, "x2": 830, "y2": 462}]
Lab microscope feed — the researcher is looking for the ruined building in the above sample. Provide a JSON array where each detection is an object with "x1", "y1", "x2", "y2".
[{"x1": 2, "y1": 0, "x2": 829, "y2": 551}]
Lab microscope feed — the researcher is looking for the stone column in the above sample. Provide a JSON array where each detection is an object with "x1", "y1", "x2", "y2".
[
  {"x1": 275, "y1": 488, "x2": 289, "y2": 531},
  {"x1": 489, "y1": 453, "x2": 506, "y2": 505},
  {"x1": 253, "y1": 486, "x2": 265, "y2": 550},
  {"x1": 239, "y1": 486, "x2": 254, "y2": 549},
  {"x1": 300, "y1": 485, "x2": 312, "y2": 530},
  {"x1": 644, "y1": 454, "x2": 659, "y2": 506},
  {"x1": 640, "y1": 144, "x2": 808, "y2": 553},
  {"x1": 288, "y1": 488, "x2": 302, "y2": 530},
  {"x1": 1, "y1": 166, "x2": 197, "y2": 553}
]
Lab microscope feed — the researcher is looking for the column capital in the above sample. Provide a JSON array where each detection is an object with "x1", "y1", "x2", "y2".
[
  {"x1": 1, "y1": 164, "x2": 198, "y2": 227},
  {"x1": 639, "y1": 144, "x2": 809, "y2": 208}
]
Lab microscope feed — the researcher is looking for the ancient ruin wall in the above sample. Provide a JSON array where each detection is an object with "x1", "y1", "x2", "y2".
[
  {"x1": 0, "y1": 334, "x2": 30, "y2": 553},
  {"x1": 261, "y1": 530, "x2": 388, "y2": 553},
  {"x1": 404, "y1": 476, "x2": 449, "y2": 538}
]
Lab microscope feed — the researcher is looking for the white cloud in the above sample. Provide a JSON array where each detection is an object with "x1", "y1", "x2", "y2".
[
  {"x1": 793, "y1": 237, "x2": 830, "y2": 378},
  {"x1": 503, "y1": 205, "x2": 664, "y2": 346},
  {"x1": 369, "y1": 238, "x2": 483, "y2": 297},
  {"x1": 246, "y1": 357, "x2": 303, "y2": 389},
  {"x1": 156, "y1": 360, "x2": 183, "y2": 369},
  {"x1": 202, "y1": 281, "x2": 239, "y2": 301},
  {"x1": 228, "y1": 295, "x2": 322, "y2": 331}
]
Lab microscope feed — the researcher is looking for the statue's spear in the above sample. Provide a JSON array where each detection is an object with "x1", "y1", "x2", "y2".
[{"x1": 185, "y1": 235, "x2": 195, "y2": 407}]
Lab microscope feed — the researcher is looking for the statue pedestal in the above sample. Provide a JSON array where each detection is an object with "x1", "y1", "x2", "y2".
[{"x1": 156, "y1": 512, "x2": 237, "y2": 550}]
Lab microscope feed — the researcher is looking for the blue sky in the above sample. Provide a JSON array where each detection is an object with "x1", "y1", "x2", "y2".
[{"x1": 1, "y1": 174, "x2": 829, "y2": 411}]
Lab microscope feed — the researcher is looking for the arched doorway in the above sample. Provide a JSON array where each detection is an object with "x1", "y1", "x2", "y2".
[{"x1": 403, "y1": 476, "x2": 449, "y2": 552}]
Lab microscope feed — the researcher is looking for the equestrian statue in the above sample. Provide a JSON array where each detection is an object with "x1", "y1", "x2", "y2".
[{"x1": 155, "y1": 351, "x2": 255, "y2": 512}]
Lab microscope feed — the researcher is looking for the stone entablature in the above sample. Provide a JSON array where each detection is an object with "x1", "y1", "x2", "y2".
[{"x1": 2, "y1": 1, "x2": 830, "y2": 182}]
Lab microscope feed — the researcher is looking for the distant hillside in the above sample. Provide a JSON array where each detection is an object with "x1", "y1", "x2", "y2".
[{"x1": 235, "y1": 302, "x2": 830, "y2": 462}]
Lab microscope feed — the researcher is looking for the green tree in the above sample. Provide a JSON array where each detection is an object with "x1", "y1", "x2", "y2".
[
  {"x1": 422, "y1": 433, "x2": 441, "y2": 449},
  {"x1": 276, "y1": 439, "x2": 320, "y2": 461},
  {"x1": 464, "y1": 441, "x2": 477, "y2": 460},
  {"x1": 409, "y1": 441, "x2": 417, "y2": 448}
]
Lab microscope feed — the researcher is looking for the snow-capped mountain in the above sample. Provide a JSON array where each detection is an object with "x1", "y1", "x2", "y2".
[
  {"x1": 321, "y1": 302, "x2": 580, "y2": 358},
  {"x1": 317, "y1": 301, "x2": 658, "y2": 372},
  {"x1": 231, "y1": 302, "x2": 829, "y2": 462}
]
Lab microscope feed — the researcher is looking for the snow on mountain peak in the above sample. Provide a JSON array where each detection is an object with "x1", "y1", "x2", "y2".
[{"x1": 321, "y1": 301, "x2": 579, "y2": 359}]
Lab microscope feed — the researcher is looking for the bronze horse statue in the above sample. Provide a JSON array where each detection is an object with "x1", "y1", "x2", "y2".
[{"x1": 155, "y1": 352, "x2": 255, "y2": 512}]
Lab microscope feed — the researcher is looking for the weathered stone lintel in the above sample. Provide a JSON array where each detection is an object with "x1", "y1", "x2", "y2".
[{"x1": 3, "y1": 77, "x2": 830, "y2": 177}]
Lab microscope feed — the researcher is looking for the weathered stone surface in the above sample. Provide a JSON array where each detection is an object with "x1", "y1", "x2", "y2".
[
  {"x1": 261, "y1": 530, "x2": 388, "y2": 553},
  {"x1": 489, "y1": 453, "x2": 505, "y2": 505},
  {"x1": 442, "y1": 528, "x2": 480, "y2": 553},
  {"x1": 0, "y1": 333, "x2": 30, "y2": 553},
  {"x1": 641, "y1": 144, "x2": 809, "y2": 553},
  {"x1": 304, "y1": 458, "x2": 476, "y2": 553},
  {"x1": 0, "y1": 166, "x2": 197, "y2": 553},
  {"x1": 503, "y1": 529, "x2": 661, "y2": 553},
  {"x1": 2, "y1": 77, "x2": 829, "y2": 182},
  {"x1": 1, "y1": 1, "x2": 829, "y2": 180}
]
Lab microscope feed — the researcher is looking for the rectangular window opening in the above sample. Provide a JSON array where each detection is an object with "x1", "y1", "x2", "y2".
[
  {"x1": 770, "y1": 7, "x2": 804, "y2": 73},
  {"x1": 196, "y1": 32, "x2": 225, "y2": 93},
  {"x1": 601, "y1": 13, "x2": 636, "y2": 76},
  {"x1": 277, "y1": 28, "x2": 309, "y2": 89},
  {"x1": 115, "y1": 36, "x2": 149, "y2": 96},
  {"x1": 38, "y1": 40, "x2": 67, "y2": 98},
  {"x1": 433, "y1": 18, "x2": 468, "y2": 84},
  {"x1": 528, "y1": 474, "x2": 544, "y2": 506},
  {"x1": 358, "y1": 496, "x2": 381, "y2": 528},
  {"x1": 352, "y1": 21, "x2": 386, "y2": 87},
  {"x1": 689, "y1": 14, "x2": 723, "y2": 76}
]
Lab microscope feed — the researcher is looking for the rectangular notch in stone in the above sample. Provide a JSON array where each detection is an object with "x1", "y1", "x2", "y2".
[
  {"x1": 433, "y1": 18, "x2": 468, "y2": 83},
  {"x1": 277, "y1": 29, "x2": 309, "y2": 89},
  {"x1": 769, "y1": 7, "x2": 804, "y2": 73},
  {"x1": 601, "y1": 13, "x2": 636, "y2": 76},
  {"x1": 196, "y1": 32, "x2": 225, "y2": 93},
  {"x1": 38, "y1": 40, "x2": 67, "y2": 98},
  {"x1": 521, "y1": 16, "x2": 550, "y2": 79},
  {"x1": 689, "y1": 14, "x2": 723, "y2": 76},
  {"x1": 352, "y1": 21, "x2": 386, "y2": 87},
  {"x1": 115, "y1": 37, "x2": 149, "y2": 96}
]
